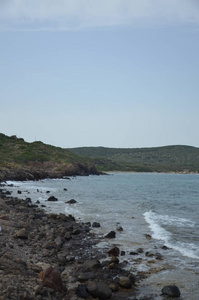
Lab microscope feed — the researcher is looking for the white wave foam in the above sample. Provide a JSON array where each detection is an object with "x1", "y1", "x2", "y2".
[
  {"x1": 144, "y1": 211, "x2": 171, "y2": 242},
  {"x1": 144, "y1": 211, "x2": 199, "y2": 260}
]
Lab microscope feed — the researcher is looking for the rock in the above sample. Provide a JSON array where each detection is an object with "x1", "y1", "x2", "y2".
[
  {"x1": 0, "y1": 214, "x2": 9, "y2": 220},
  {"x1": 116, "y1": 226, "x2": 123, "y2": 231},
  {"x1": 129, "y1": 274, "x2": 136, "y2": 285},
  {"x1": 92, "y1": 222, "x2": 101, "y2": 228},
  {"x1": 109, "y1": 282, "x2": 119, "y2": 292},
  {"x1": 108, "y1": 246, "x2": 120, "y2": 256},
  {"x1": 76, "y1": 284, "x2": 89, "y2": 299},
  {"x1": 121, "y1": 250, "x2": 126, "y2": 256},
  {"x1": 66, "y1": 199, "x2": 77, "y2": 204},
  {"x1": 63, "y1": 188, "x2": 67, "y2": 191},
  {"x1": 72, "y1": 227, "x2": 82, "y2": 235},
  {"x1": 47, "y1": 196, "x2": 58, "y2": 202},
  {"x1": 78, "y1": 272, "x2": 96, "y2": 282},
  {"x1": 155, "y1": 252, "x2": 163, "y2": 260},
  {"x1": 16, "y1": 228, "x2": 28, "y2": 239},
  {"x1": 162, "y1": 285, "x2": 181, "y2": 297},
  {"x1": 105, "y1": 231, "x2": 116, "y2": 239},
  {"x1": 119, "y1": 277, "x2": 132, "y2": 289},
  {"x1": 38, "y1": 266, "x2": 64, "y2": 294},
  {"x1": 87, "y1": 281, "x2": 112, "y2": 299},
  {"x1": 54, "y1": 236, "x2": 63, "y2": 249},
  {"x1": 129, "y1": 251, "x2": 139, "y2": 255},
  {"x1": 17, "y1": 190, "x2": 22, "y2": 194},
  {"x1": 162, "y1": 245, "x2": 170, "y2": 250},
  {"x1": 57, "y1": 253, "x2": 66, "y2": 263},
  {"x1": 82, "y1": 260, "x2": 101, "y2": 270},
  {"x1": 145, "y1": 251, "x2": 154, "y2": 257},
  {"x1": 137, "y1": 248, "x2": 144, "y2": 253},
  {"x1": 144, "y1": 234, "x2": 152, "y2": 240}
]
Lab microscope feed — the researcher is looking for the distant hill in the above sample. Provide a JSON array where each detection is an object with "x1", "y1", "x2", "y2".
[
  {"x1": 0, "y1": 133, "x2": 99, "y2": 181},
  {"x1": 68, "y1": 145, "x2": 199, "y2": 173}
]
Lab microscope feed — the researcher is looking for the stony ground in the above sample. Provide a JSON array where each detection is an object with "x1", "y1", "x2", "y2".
[{"x1": 0, "y1": 188, "x2": 153, "y2": 300}]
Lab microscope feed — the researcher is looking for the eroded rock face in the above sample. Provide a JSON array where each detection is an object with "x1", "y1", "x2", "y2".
[{"x1": 38, "y1": 266, "x2": 64, "y2": 294}]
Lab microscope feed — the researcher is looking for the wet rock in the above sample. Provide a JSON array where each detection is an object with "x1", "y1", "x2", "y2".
[
  {"x1": 119, "y1": 277, "x2": 132, "y2": 289},
  {"x1": 76, "y1": 284, "x2": 89, "y2": 299},
  {"x1": 137, "y1": 248, "x2": 144, "y2": 253},
  {"x1": 47, "y1": 196, "x2": 58, "y2": 202},
  {"x1": 66, "y1": 199, "x2": 77, "y2": 204},
  {"x1": 145, "y1": 251, "x2": 154, "y2": 257},
  {"x1": 17, "y1": 190, "x2": 22, "y2": 194},
  {"x1": 144, "y1": 234, "x2": 152, "y2": 240},
  {"x1": 87, "y1": 281, "x2": 112, "y2": 299},
  {"x1": 108, "y1": 246, "x2": 120, "y2": 256},
  {"x1": 105, "y1": 231, "x2": 116, "y2": 239},
  {"x1": 155, "y1": 252, "x2": 163, "y2": 260},
  {"x1": 117, "y1": 226, "x2": 123, "y2": 231},
  {"x1": 130, "y1": 251, "x2": 139, "y2": 255},
  {"x1": 16, "y1": 228, "x2": 28, "y2": 239},
  {"x1": 161, "y1": 285, "x2": 181, "y2": 297},
  {"x1": 129, "y1": 274, "x2": 136, "y2": 285},
  {"x1": 63, "y1": 188, "x2": 67, "y2": 191},
  {"x1": 92, "y1": 222, "x2": 101, "y2": 228},
  {"x1": 121, "y1": 250, "x2": 126, "y2": 256},
  {"x1": 38, "y1": 266, "x2": 64, "y2": 294},
  {"x1": 162, "y1": 245, "x2": 170, "y2": 250}
]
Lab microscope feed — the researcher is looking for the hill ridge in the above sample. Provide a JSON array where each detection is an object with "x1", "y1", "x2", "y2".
[{"x1": 68, "y1": 145, "x2": 199, "y2": 173}]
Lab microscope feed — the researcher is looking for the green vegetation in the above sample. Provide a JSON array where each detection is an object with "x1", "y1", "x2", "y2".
[
  {"x1": 0, "y1": 133, "x2": 97, "y2": 181},
  {"x1": 68, "y1": 145, "x2": 199, "y2": 173},
  {"x1": 0, "y1": 133, "x2": 86, "y2": 166}
]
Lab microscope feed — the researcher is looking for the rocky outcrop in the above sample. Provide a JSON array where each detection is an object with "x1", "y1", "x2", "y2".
[{"x1": 0, "y1": 162, "x2": 102, "y2": 182}]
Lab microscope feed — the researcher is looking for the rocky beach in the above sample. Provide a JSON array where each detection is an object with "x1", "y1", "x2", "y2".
[
  {"x1": 0, "y1": 181, "x2": 183, "y2": 300},
  {"x1": 0, "y1": 185, "x2": 143, "y2": 300}
]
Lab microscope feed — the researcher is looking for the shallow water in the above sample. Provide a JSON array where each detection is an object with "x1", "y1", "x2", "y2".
[{"x1": 5, "y1": 173, "x2": 199, "y2": 299}]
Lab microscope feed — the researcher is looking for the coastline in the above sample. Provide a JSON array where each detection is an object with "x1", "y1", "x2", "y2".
[{"x1": 0, "y1": 186, "x2": 151, "y2": 300}]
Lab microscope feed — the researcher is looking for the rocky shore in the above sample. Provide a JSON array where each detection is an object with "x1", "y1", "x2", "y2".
[
  {"x1": 0, "y1": 185, "x2": 182, "y2": 300},
  {"x1": 0, "y1": 186, "x2": 144, "y2": 300},
  {"x1": 0, "y1": 163, "x2": 102, "y2": 182}
]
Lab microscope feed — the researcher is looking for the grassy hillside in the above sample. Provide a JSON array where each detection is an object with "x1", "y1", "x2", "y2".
[
  {"x1": 0, "y1": 133, "x2": 99, "y2": 181},
  {"x1": 68, "y1": 145, "x2": 199, "y2": 173}
]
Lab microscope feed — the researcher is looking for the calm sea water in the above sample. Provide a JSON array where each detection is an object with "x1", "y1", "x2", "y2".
[{"x1": 5, "y1": 173, "x2": 199, "y2": 299}]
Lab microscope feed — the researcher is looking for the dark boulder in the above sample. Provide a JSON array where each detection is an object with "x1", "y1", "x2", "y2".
[
  {"x1": 92, "y1": 222, "x2": 101, "y2": 228},
  {"x1": 47, "y1": 196, "x2": 58, "y2": 202},
  {"x1": 87, "y1": 281, "x2": 112, "y2": 299},
  {"x1": 108, "y1": 246, "x2": 120, "y2": 256},
  {"x1": 76, "y1": 284, "x2": 89, "y2": 299},
  {"x1": 105, "y1": 231, "x2": 116, "y2": 239},
  {"x1": 66, "y1": 199, "x2": 77, "y2": 204},
  {"x1": 162, "y1": 285, "x2": 181, "y2": 297}
]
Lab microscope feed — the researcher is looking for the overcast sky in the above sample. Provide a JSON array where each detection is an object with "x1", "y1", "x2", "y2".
[{"x1": 1, "y1": 0, "x2": 199, "y2": 148}]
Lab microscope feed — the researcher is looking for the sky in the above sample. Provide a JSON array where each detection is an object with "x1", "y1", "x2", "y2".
[{"x1": 0, "y1": 0, "x2": 199, "y2": 148}]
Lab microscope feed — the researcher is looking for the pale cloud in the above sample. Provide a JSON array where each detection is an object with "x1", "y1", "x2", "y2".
[{"x1": 0, "y1": 0, "x2": 199, "y2": 30}]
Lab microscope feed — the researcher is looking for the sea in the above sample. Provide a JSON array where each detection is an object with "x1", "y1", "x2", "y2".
[{"x1": 4, "y1": 172, "x2": 199, "y2": 299}]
